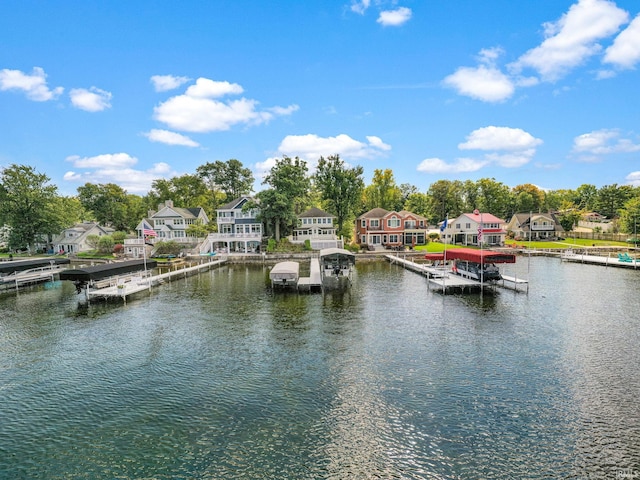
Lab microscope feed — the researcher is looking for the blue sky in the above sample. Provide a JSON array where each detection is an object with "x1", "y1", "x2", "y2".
[{"x1": 1, "y1": 0, "x2": 639, "y2": 196}]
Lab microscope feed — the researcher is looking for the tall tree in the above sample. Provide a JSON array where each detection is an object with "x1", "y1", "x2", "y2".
[
  {"x1": 594, "y1": 184, "x2": 634, "y2": 219},
  {"x1": 259, "y1": 156, "x2": 310, "y2": 240},
  {"x1": 404, "y1": 192, "x2": 432, "y2": 218},
  {"x1": 313, "y1": 155, "x2": 364, "y2": 238},
  {"x1": 426, "y1": 179, "x2": 465, "y2": 224},
  {"x1": 477, "y1": 178, "x2": 513, "y2": 219},
  {"x1": 77, "y1": 183, "x2": 131, "y2": 231},
  {"x1": 0, "y1": 164, "x2": 60, "y2": 252},
  {"x1": 148, "y1": 174, "x2": 210, "y2": 211},
  {"x1": 362, "y1": 169, "x2": 403, "y2": 212},
  {"x1": 512, "y1": 183, "x2": 545, "y2": 213},
  {"x1": 197, "y1": 159, "x2": 254, "y2": 201},
  {"x1": 573, "y1": 184, "x2": 598, "y2": 211}
]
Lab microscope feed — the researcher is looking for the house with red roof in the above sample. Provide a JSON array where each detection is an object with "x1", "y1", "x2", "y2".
[{"x1": 442, "y1": 211, "x2": 506, "y2": 246}]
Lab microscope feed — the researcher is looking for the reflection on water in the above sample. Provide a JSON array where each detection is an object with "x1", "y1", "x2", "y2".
[{"x1": 0, "y1": 258, "x2": 639, "y2": 478}]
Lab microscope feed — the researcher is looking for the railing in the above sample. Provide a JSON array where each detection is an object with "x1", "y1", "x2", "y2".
[{"x1": 207, "y1": 233, "x2": 262, "y2": 240}]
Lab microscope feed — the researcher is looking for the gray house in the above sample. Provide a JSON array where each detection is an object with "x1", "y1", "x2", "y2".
[{"x1": 506, "y1": 212, "x2": 565, "y2": 241}]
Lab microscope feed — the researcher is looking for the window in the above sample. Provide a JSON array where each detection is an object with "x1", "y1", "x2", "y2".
[
  {"x1": 155, "y1": 219, "x2": 165, "y2": 226},
  {"x1": 174, "y1": 218, "x2": 184, "y2": 226},
  {"x1": 388, "y1": 216, "x2": 400, "y2": 228},
  {"x1": 361, "y1": 219, "x2": 366, "y2": 228},
  {"x1": 466, "y1": 223, "x2": 471, "y2": 229},
  {"x1": 370, "y1": 219, "x2": 380, "y2": 228},
  {"x1": 389, "y1": 234, "x2": 399, "y2": 243}
]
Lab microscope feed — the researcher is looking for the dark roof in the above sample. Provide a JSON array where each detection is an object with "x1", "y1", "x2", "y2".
[
  {"x1": 59, "y1": 259, "x2": 157, "y2": 282},
  {"x1": 219, "y1": 196, "x2": 254, "y2": 210},
  {"x1": 358, "y1": 208, "x2": 389, "y2": 219},
  {"x1": 299, "y1": 207, "x2": 333, "y2": 218},
  {"x1": 0, "y1": 257, "x2": 71, "y2": 275}
]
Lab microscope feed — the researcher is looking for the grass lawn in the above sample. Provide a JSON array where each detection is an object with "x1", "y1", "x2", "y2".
[{"x1": 412, "y1": 238, "x2": 630, "y2": 252}]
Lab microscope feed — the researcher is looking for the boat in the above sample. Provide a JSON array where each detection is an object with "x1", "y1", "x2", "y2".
[
  {"x1": 270, "y1": 261, "x2": 300, "y2": 289},
  {"x1": 443, "y1": 248, "x2": 516, "y2": 283},
  {"x1": 319, "y1": 248, "x2": 355, "y2": 290}
]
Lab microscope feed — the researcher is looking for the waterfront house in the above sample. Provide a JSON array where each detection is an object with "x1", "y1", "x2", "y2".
[
  {"x1": 145, "y1": 200, "x2": 209, "y2": 243},
  {"x1": 443, "y1": 212, "x2": 506, "y2": 246},
  {"x1": 356, "y1": 208, "x2": 428, "y2": 249},
  {"x1": 201, "y1": 196, "x2": 263, "y2": 254},
  {"x1": 290, "y1": 207, "x2": 342, "y2": 249},
  {"x1": 50, "y1": 222, "x2": 114, "y2": 254},
  {"x1": 506, "y1": 212, "x2": 565, "y2": 241}
]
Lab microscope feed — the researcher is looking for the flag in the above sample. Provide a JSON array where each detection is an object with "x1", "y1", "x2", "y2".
[
  {"x1": 143, "y1": 228, "x2": 157, "y2": 237},
  {"x1": 440, "y1": 215, "x2": 448, "y2": 232},
  {"x1": 477, "y1": 212, "x2": 483, "y2": 242}
]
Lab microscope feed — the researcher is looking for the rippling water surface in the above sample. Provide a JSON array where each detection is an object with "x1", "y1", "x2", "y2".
[{"x1": 1, "y1": 257, "x2": 639, "y2": 479}]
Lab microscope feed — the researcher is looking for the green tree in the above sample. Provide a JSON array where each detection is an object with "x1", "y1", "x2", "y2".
[
  {"x1": 313, "y1": 155, "x2": 364, "y2": 238},
  {"x1": 197, "y1": 159, "x2": 254, "y2": 201},
  {"x1": 257, "y1": 156, "x2": 310, "y2": 241},
  {"x1": 426, "y1": 179, "x2": 465, "y2": 224},
  {"x1": 512, "y1": 183, "x2": 545, "y2": 213},
  {"x1": 619, "y1": 196, "x2": 640, "y2": 235},
  {"x1": 594, "y1": 184, "x2": 634, "y2": 219},
  {"x1": 0, "y1": 164, "x2": 60, "y2": 252},
  {"x1": 362, "y1": 169, "x2": 403, "y2": 212},
  {"x1": 477, "y1": 178, "x2": 513, "y2": 219},
  {"x1": 77, "y1": 183, "x2": 130, "y2": 231},
  {"x1": 148, "y1": 175, "x2": 210, "y2": 212},
  {"x1": 404, "y1": 192, "x2": 432, "y2": 218},
  {"x1": 573, "y1": 184, "x2": 598, "y2": 210}
]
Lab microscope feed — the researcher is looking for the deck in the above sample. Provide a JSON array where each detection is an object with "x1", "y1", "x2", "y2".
[
  {"x1": 297, "y1": 258, "x2": 322, "y2": 292},
  {"x1": 561, "y1": 251, "x2": 638, "y2": 268},
  {"x1": 86, "y1": 257, "x2": 227, "y2": 301}
]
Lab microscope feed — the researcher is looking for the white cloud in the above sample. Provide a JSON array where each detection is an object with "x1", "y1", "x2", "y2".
[
  {"x1": 459, "y1": 126, "x2": 543, "y2": 151},
  {"x1": 603, "y1": 13, "x2": 640, "y2": 70},
  {"x1": 150, "y1": 74, "x2": 190, "y2": 92},
  {"x1": 0, "y1": 66, "x2": 63, "y2": 101},
  {"x1": 572, "y1": 129, "x2": 640, "y2": 157},
  {"x1": 443, "y1": 65, "x2": 514, "y2": 102},
  {"x1": 63, "y1": 158, "x2": 176, "y2": 194},
  {"x1": 377, "y1": 7, "x2": 412, "y2": 27},
  {"x1": 184, "y1": 78, "x2": 244, "y2": 98},
  {"x1": 66, "y1": 152, "x2": 137, "y2": 168},
  {"x1": 510, "y1": 0, "x2": 628, "y2": 81},
  {"x1": 417, "y1": 157, "x2": 487, "y2": 174},
  {"x1": 277, "y1": 133, "x2": 391, "y2": 164},
  {"x1": 418, "y1": 126, "x2": 542, "y2": 175},
  {"x1": 143, "y1": 129, "x2": 200, "y2": 147},
  {"x1": 626, "y1": 171, "x2": 640, "y2": 186},
  {"x1": 69, "y1": 87, "x2": 112, "y2": 112},
  {"x1": 153, "y1": 77, "x2": 297, "y2": 132},
  {"x1": 350, "y1": 0, "x2": 370, "y2": 15}
]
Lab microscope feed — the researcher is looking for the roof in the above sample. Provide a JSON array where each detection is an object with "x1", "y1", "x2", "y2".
[
  {"x1": 443, "y1": 248, "x2": 516, "y2": 264},
  {"x1": 299, "y1": 207, "x2": 334, "y2": 218},
  {"x1": 319, "y1": 248, "x2": 356, "y2": 264},
  {"x1": 59, "y1": 259, "x2": 157, "y2": 282},
  {"x1": 460, "y1": 212, "x2": 505, "y2": 224},
  {"x1": 219, "y1": 196, "x2": 254, "y2": 211},
  {"x1": 0, "y1": 257, "x2": 71, "y2": 275},
  {"x1": 358, "y1": 208, "x2": 390, "y2": 219}
]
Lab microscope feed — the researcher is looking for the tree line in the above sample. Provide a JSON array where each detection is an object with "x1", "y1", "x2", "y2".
[{"x1": 1, "y1": 157, "x2": 639, "y2": 252}]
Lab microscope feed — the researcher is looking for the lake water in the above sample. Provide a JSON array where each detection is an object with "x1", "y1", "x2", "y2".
[{"x1": 1, "y1": 256, "x2": 639, "y2": 479}]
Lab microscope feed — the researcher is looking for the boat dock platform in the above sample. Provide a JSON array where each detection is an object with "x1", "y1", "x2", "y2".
[
  {"x1": 386, "y1": 254, "x2": 529, "y2": 294},
  {"x1": 561, "y1": 251, "x2": 638, "y2": 269},
  {"x1": 0, "y1": 265, "x2": 68, "y2": 291},
  {"x1": 297, "y1": 258, "x2": 322, "y2": 292},
  {"x1": 86, "y1": 257, "x2": 227, "y2": 301}
]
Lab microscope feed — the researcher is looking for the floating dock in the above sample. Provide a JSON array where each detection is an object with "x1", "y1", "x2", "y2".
[{"x1": 297, "y1": 258, "x2": 322, "y2": 292}]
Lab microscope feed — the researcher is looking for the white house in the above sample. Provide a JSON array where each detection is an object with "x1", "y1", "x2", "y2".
[
  {"x1": 442, "y1": 211, "x2": 506, "y2": 246},
  {"x1": 506, "y1": 212, "x2": 565, "y2": 240},
  {"x1": 201, "y1": 196, "x2": 263, "y2": 254},
  {"x1": 146, "y1": 200, "x2": 209, "y2": 243},
  {"x1": 50, "y1": 222, "x2": 114, "y2": 254},
  {"x1": 290, "y1": 207, "x2": 342, "y2": 249}
]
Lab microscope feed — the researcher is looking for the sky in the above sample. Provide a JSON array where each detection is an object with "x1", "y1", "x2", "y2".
[{"x1": 1, "y1": 0, "x2": 640, "y2": 197}]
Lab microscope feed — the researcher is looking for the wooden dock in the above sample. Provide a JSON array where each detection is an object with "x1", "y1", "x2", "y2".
[
  {"x1": 86, "y1": 257, "x2": 227, "y2": 301},
  {"x1": 561, "y1": 251, "x2": 638, "y2": 269},
  {"x1": 297, "y1": 258, "x2": 322, "y2": 292}
]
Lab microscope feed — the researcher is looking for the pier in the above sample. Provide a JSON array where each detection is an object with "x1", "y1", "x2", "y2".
[
  {"x1": 297, "y1": 258, "x2": 322, "y2": 292},
  {"x1": 386, "y1": 254, "x2": 529, "y2": 294},
  {"x1": 561, "y1": 250, "x2": 638, "y2": 269},
  {"x1": 83, "y1": 257, "x2": 227, "y2": 301}
]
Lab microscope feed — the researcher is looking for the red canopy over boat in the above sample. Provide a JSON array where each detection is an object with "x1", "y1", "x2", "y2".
[{"x1": 442, "y1": 248, "x2": 516, "y2": 264}]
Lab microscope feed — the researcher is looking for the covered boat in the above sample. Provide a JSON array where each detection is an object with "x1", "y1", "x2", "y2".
[
  {"x1": 444, "y1": 248, "x2": 515, "y2": 282},
  {"x1": 270, "y1": 261, "x2": 299, "y2": 289},
  {"x1": 0, "y1": 257, "x2": 70, "y2": 277},
  {"x1": 319, "y1": 248, "x2": 355, "y2": 290},
  {"x1": 59, "y1": 259, "x2": 157, "y2": 292}
]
